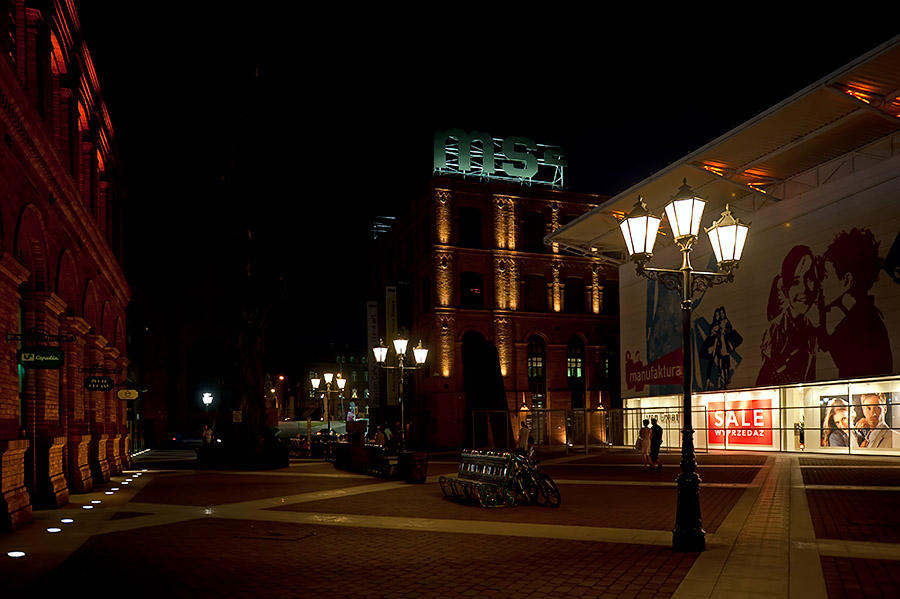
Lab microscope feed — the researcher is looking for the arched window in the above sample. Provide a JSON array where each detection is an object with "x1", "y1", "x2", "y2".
[
  {"x1": 567, "y1": 336, "x2": 585, "y2": 408},
  {"x1": 527, "y1": 336, "x2": 546, "y2": 408}
]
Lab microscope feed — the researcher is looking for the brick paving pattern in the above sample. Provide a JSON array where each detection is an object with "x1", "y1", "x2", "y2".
[
  {"x1": 821, "y1": 556, "x2": 900, "y2": 598},
  {"x1": 807, "y1": 490, "x2": 900, "y2": 543},
  {"x1": 568, "y1": 453, "x2": 768, "y2": 466},
  {"x1": 800, "y1": 457, "x2": 900, "y2": 466},
  {"x1": 802, "y1": 466, "x2": 900, "y2": 486},
  {"x1": 130, "y1": 471, "x2": 384, "y2": 505},
  {"x1": 34, "y1": 518, "x2": 699, "y2": 598},
  {"x1": 274, "y1": 481, "x2": 743, "y2": 532},
  {"x1": 543, "y1": 465, "x2": 760, "y2": 484}
]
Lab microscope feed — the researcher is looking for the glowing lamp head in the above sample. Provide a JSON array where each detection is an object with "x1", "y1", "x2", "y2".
[
  {"x1": 393, "y1": 338, "x2": 408, "y2": 357},
  {"x1": 310, "y1": 377, "x2": 321, "y2": 389},
  {"x1": 618, "y1": 196, "x2": 661, "y2": 263},
  {"x1": 202, "y1": 392, "x2": 213, "y2": 406},
  {"x1": 664, "y1": 179, "x2": 706, "y2": 245},
  {"x1": 413, "y1": 340, "x2": 428, "y2": 365},
  {"x1": 706, "y1": 204, "x2": 750, "y2": 266},
  {"x1": 323, "y1": 373, "x2": 334, "y2": 385},
  {"x1": 336, "y1": 376, "x2": 346, "y2": 390},
  {"x1": 373, "y1": 340, "x2": 388, "y2": 364}
]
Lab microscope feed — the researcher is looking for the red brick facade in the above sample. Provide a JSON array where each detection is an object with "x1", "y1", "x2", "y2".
[
  {"x1": 373, "y1": 178, "x2": 619, "y2": 447},
  {"x1": 0, "y1": 1, "x2": 129, "y2": 530}
]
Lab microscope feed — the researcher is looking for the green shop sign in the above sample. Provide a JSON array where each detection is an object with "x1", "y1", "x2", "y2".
[{"x1": 17, "y1": 346, "x2": 64, "y2": 369}]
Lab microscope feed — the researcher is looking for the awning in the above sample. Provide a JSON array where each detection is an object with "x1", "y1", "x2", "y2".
[{"x1": 547, "y1": 35, "x2": 900, "y2": 259}]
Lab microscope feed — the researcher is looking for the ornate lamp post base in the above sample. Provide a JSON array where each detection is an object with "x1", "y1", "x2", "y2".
[{"x1": 673, "y1": 456, "x2": 706, "y2": 552}]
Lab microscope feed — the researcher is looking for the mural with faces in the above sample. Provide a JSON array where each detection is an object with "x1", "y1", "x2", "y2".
[{"x1": 758, "y1": 228, "x2": 893, "y2": 386}]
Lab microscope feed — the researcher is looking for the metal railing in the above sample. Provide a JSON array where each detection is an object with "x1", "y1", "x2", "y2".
[{"x1": 473, "y1": 402, "x2": 900, "y2": 456}]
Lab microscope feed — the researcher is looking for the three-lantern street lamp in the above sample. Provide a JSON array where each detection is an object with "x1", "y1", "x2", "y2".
[
  {"x1": 310, "y1": 372, "x2": 346, "y2": 439},
  {"x1": 372, "y1": 338, "x2": 428, "y2": 452},
  {"x1": 617, "y1": 179, "x2": 750, "y2": 553}
]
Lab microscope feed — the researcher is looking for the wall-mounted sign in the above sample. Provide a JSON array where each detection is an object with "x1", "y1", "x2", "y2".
[
  {"x1": 85, "y1": 376, "x2": 114, "y2": 391},
  {"x1": 232, "y1": 411, "x2": 243, "y2": 423},
  {"x1": 117, "y1": 389, "x2": 139, "y2": 400},
  {"x1": 17, "y1": 347, "x2": 64, "y2": 369},
  {"x1": 433, "y1": 129, "x2": 566, "y2": 189}
]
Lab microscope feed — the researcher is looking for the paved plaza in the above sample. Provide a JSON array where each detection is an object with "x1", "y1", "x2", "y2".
[{"x1": 2, "y1": 448, "x2": 900, "y2": 598}]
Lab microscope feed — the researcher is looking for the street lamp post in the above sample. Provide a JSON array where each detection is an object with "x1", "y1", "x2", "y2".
[
  {"x1": 372, "y1": 338, "x2": 428, "y2": 452},
  {"x1": 310, "y1": 372, "x2": 346, "y2": 439},
  {"x1": 617, "y1": 179, "x2": 750, "y2": 552},
  {"x1": 202, "y1": 392, "x2": 214, "y2": 423}
]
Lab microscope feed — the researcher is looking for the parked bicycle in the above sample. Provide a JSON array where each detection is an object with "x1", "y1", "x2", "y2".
[{"x1": 510, "y1": 449, "x2": 561, "y2": 508}]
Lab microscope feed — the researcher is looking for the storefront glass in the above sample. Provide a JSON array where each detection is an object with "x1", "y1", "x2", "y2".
[{"x1": 623, "y1": 376, "x2": 900, "y2": 455}]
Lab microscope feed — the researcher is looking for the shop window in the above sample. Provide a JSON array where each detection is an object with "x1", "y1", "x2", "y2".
[
  {"x1": 527, "y1": 335, "x2": 546, "y2": 407},
  {"x1": 567, "y1": 336, "x2": 585, "y2": 408},
  {"x1": 524, "y1": 275, "x2": 546, "y2": 312},
  {"x1": 460, "y1": 272, "x2": 484, "y2": 309},
  {"x1": 458, "y1": 207, "x2": 482, "y2": 248}
]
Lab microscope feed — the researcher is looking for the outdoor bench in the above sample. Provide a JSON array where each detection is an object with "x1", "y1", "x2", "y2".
[{"x1": 438, "y1": 449, "x2": 516, "y2": 507}]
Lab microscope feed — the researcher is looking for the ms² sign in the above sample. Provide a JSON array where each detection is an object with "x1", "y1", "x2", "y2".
[{"x1": 433, "y1": 129, "x2": 566, "y2": 189}]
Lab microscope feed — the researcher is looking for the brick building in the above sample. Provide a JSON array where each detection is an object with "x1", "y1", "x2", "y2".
[
  {"x1": 370, "y1": 176, "x2": 619, "y2": 448},
  {"x1": 0, "y1": 1, "x2": 128, "y2": 530}
]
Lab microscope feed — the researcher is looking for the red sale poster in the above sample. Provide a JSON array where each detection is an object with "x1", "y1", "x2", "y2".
[{"x1": 707, "y1": 398, "x2": 774, "y2": 446}]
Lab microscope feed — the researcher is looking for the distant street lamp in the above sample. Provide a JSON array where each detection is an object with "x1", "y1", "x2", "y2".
[
  {"x1": 310, "y1": 372, "x2": 346, "y2": 439},
  {"x1": 202, "y1": 392, "x2": 214, "y2": 422},
  {"x1": 618, "y1": 179, "x2": 750, "y2": 552},
  {"x1": 372, "y1": 338, "x2": 428, "y2": 452}
]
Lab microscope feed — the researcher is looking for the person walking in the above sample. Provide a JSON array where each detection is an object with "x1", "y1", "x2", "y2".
[
  {"x1": 639, "y1": 419, "x2": 652, "y2": 470},
  {"x1": 517, "y1": 420, "x2": 531, "y2": 453},
  {"x1": 650, "y1": 417, "x2": 663, "y2": 469}
]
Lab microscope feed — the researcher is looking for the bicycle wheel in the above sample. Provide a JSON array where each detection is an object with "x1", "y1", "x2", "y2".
[
  {"x1": 537, "y1": 473, "x2": 561, "y2": 508},
  {"x1": 513, "y1": 472, "x2": 535, "y2": 506}
]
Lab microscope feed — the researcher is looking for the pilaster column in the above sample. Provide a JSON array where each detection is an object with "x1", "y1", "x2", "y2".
[
  {"x1": 435, "y1": 251, "x2": 454, "y2": 307},
  {"x1": 59, "y1": 316, "x2": 92, "y2": 492},
  {"x1": 435, "y1": 189, "x2": 452, "y2": 245},
  {"x1": 85, "y1": 334, "x2": 109, "y2": 484},
  {"x1": 551, "y1": 262, "x2": 562, "y2": 312},
  {"x1": 493, "y1": 316, "x2": 511, "y2": 378},
  {"x1": 591, "y1": 264, "x2": 603, "y2": 314},
  {"x1": 116, "y1": 356, "x2": 131, "y2": 471},
  {"x1": 436, "y1": 311, "x2": 455, "y2": 378},
  {"x1": 550, "y1": 201, "x2": 560, "y2": 254},
  {"x1": 102, "y1": 345, "x2": 122, "y2": 475},
  {"x1": 22, "y1": 292, "x2": 69, "y2": 507},
  {"x1": 0, "y1": 253, "x2": 32, "y2": 530}
]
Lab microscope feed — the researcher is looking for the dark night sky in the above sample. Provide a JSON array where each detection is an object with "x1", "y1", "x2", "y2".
[{"x1": 73, "y1": 6, "x2": 897, "y2": 370}]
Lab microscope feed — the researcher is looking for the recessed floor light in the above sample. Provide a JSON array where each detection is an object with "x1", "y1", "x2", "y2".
[
  {"x1": 111, "y1": 487, "x2": 119, "y2": 491},
  {"x1": 91, "y1": 500, "x2": 101, "y2": 504},
  {"x1": 105, "y1": 491, "x2": 113, "y2": 495},
  {"x1": 82, "y1": 505, "x2": 93, "y2": 510},
  {"x1": 46, "y1": 528, "x2": 61, "y2": 533},
  {"x1": 7, "y1": 551, "x2": 25, "y2": 558},
  {"x1": 121, "y1": 482, "x2": 129, "y2": 485},
  {"x1": 61, "y1": 519, "x2": 74, "y2": 524}
]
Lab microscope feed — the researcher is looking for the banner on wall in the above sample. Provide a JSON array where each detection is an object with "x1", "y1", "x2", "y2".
[{"x1": 621, "y1": 169, "x2": 900, "y2": 399}]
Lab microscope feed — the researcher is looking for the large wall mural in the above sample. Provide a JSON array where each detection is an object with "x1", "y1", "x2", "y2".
[{"x1": 621, "y1": 166, "x2": 900, "y2": 399}]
